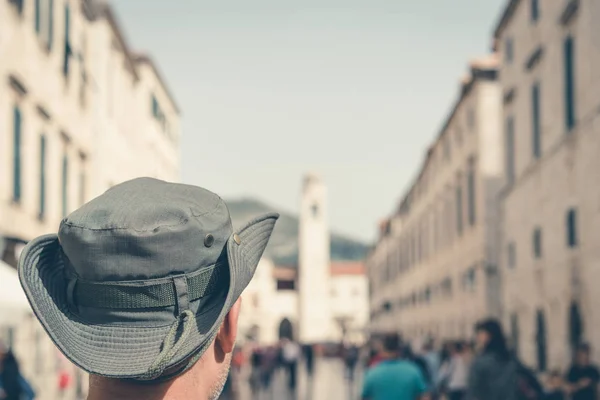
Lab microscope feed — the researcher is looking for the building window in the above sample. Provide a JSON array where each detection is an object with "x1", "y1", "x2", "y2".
[
  {"x1": 443, "y1": 136, "x2": 451, "y2": 161},
  {"x1": 48, "y1": 0, "x2": 54, "y2": 50},
  {"x1": 276, "y1": 280, "x2": 295, "y2": 291},
  {"x1": 456, "y1": 181, "x2": 463, "y2": 236},
  {"x1": 5, "y1": 327, "x2": 15, "y2": 349},
  {"x1": 567, "y1": 208, "x2": 578, "y2": 248},
  {"x1": 506, "y1": 116, "x2": 515, "y2": 184},
  {"x1": 463, "y1": 268, "x2": 476, "y2": 291},
  {"x1": 79, "y1": 33, "x2": 87, "y2": 107},
  {"x1": 532, "y1": 83, "x2": 541, "y2": 158},
  {"x1": 35, "y1": 0, "x2": 42, "y2": 33},
  {"x1": 10, "y1": 0, "x2": 24, "y2": 15},
  {"x1": 510, "y1": 313, "x2": 520, "y2": 356},
  {"x1": 536, "y1": 309, "x2": 548, "y2": 372},
  {"x1": 467, "y1": 162, "x2": 476, "y2": 226},
  {"x1": 564, "y1": 36, "x2": 576, "y2": 131},
  {"x1": 79, "y1": 170, "x2": 86, "y2": 206},
  {"x1": 533, "y1": 227, "x2": 542, "y2": 259},
  {"x1": 36, "y1": 0, "x2": 54, "y2": 49},
  {"x1": 531, "y1": 0, "x2": 539, "y2": 22},
  {"x1": 62, "y1": 4, "x2": 71, "y2": 77},
  {"x1": 62, "y1": 154, "x2": 69, "y2": 217},
  {"x1": 507, "y1": 242, "x2": 516, "y2": 269},
  {"x1": 152, "y1": 95, "x2": 159, "y2": 118},
  {"x1": 311, "y1": 204, "x2": 319, "y2": 218},
  {"x1": 39, "y1": 135, "x2": 47, "y2": 219},
  {"x1": 12, "y1": 106, "x2": 22, "y2": 203},
  {"x1": 505, "y1": 37, "x2": 514, "y2": 64}
]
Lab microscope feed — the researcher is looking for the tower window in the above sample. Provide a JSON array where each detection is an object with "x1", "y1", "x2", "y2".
[{"x1": 311, "y1": 204, "x2": 318, "y2": 218}]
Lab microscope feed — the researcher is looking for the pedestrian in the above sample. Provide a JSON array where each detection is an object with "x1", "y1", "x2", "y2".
[
  {"x1": 249, "y1": 348, "x2": 263, "y2": 398},
  {"x1": 566, "y1": 343, "x2": 600, "y2": 400},
  {"x1": 544, "y1": 370, "x2": 565, "y2": 400},
  {"x1": 467, "y1": 319, "x2": 542, "y2": 400},
  {"x1": 361, "y1": 332, "x2": 428, "y2": 400},
  {"x1": 0, "y1": 345, "x2": 35, "y2": 400},
  {"x1": 281, "y1": 338, "x2": 301, "y2": 394},
  {"x1": 344, "y1": 343, "x2": 359, "y2": 381},
  {"x1": 445, "y1": 341, "x2": 469, "y2": 400},
  {"x1": 303, "y1": 344, "x2": 315, "y2": 378},
  {"x1": 422, "y1": 338, "x2": 441, "y2": 391},
  {"x1": 16, "y1": 178, "x2": 279, "y2": 400}
]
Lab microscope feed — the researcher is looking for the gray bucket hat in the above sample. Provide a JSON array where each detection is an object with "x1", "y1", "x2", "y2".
[{"x1": 18, "y1": 178, "x2": 278, "y2": 381}]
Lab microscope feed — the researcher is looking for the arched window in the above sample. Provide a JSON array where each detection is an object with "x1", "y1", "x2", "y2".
[{"x1": 279, "y1": 318, "x2": 293, "y2": 341}]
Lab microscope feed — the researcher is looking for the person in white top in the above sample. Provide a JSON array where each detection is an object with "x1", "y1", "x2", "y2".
[
  {"x1": 444, "y1": 341, "x2": 469, "y2": 400},
  {"x1": 281, "y1": 338, "x2": 301, "y2": 393}
]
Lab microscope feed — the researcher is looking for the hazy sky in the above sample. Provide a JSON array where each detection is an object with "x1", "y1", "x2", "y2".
[{"x1": 112, "y1": 0, "x2": 505, "y2": 242}]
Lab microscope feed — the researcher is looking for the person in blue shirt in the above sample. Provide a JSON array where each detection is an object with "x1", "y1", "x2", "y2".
[{"x1": 361, "y1": 333, "x2": 429, "y2": 400}]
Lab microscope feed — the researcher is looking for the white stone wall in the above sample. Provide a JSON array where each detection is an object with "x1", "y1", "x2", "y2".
[
  {"x1": 497, "y1": 0, "x2": 600, "y2": 370},
  {"x1": 298, "y1": 174, "x2": 332, "y2": 343},
  {"x1": 0, "y1": 1, "x2": 181, "y2": 398},
  {"x1": 367, "y1": 60, "x2": 503, "y2": 341},
  {"x1": 330, "y1": 274, "x2": 369, "y2": 343}
]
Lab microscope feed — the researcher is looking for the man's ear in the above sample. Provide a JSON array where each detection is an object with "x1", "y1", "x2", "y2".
[{"x1": 216, "y1": 297, "x2": 242, "y2": 354}]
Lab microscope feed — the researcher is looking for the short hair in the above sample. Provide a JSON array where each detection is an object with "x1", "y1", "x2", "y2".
[
  {"x1": 454, "y1": 341, "x2": 465, "y2": 352},
  {"x1": 382, "y1": 333, "x2": 401, "y2": 353},
  {"x1": 577, "y1": 343, "x2": 591, "y2": 353}
]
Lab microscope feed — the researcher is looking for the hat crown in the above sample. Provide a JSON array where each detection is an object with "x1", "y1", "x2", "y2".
[{"x1": 58, "y1": 178, "x2": 233, "y2": 282}]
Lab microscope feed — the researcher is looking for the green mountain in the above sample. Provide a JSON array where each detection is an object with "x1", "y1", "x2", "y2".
[{"x1": 226, "y1": 198, "x2": 369, "y2": 266}]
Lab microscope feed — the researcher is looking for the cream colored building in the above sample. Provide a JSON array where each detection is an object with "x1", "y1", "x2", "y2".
[
  {"x1": 238, "y1": 261, "x2": 369, "y2": 346},
  {"x1": 238, "y1": 174, "x2": 369, "y2": 346},
  {"x1": 367, "y1": 56, "x2": 504, "y2": 341},
  {"x1": 0, "y1": 0, "x2": 180, "y2": 398},
  {"x1": 495, "y1": 0, "x2": 600, "y2": 370}
]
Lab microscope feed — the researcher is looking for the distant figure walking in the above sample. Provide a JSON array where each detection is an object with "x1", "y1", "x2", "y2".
[
  {"x1": 282, "y1": 338, "x2": 301, "y2": 396},
  {"x1": 303, "y1": 344, "x2": 315, "y2": 378},
  {"x1": 344, "y1": 344, "x2": 360, "y2": 382}
]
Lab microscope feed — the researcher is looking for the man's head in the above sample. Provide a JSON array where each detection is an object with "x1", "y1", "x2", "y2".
[
  {"x1": 380, "y1": 332, "x2": 401, "y2": 356},
  {"x1": 576, "y1": 343, "x2": 591, "y2": 366},
  {"x1": 18, "y1": 178, "x2": 279, "y2": 399}
]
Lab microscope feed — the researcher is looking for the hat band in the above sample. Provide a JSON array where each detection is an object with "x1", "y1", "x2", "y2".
[{"x1": 73, "y1": 263, "x2": 226, "y2": 310}]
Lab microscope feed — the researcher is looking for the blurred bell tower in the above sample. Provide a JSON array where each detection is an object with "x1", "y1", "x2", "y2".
[{"x1": 298, "y1": 172, "x2": 332, "y2": 344}]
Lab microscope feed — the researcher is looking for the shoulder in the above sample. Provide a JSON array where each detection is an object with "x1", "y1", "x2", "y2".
[
  {"x1": 397, "y1": 360, "x2": 425, "y2": 377},
  {"x1": 364, "y1": 364, "x2": 383, "y2": 383},
  {"x1": 470, "y1": 354, "x2": 496, "y2": 372}
]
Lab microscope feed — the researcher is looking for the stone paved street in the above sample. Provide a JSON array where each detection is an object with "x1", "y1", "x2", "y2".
[{"x1": 234, "y1": 358, "x2": 363, "y2": 400}]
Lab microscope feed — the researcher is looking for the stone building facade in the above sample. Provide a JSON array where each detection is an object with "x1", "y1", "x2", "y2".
[
  {"x1": 367, "y1": 56, "x2": 503, "y2": 341},
  {"x1": 495, "y1": 0, "x2": 600, "y2": 370},
  {"x1": 0, "y1": 0, "x2": 180, "y2": 398}
]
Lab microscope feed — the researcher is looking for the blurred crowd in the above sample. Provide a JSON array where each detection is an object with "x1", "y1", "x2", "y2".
[{"x1": 362, "y1": 319, "x2": 600, "y2": 400}]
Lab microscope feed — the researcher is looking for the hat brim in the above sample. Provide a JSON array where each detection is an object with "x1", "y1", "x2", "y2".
[{"x1": 18, "y1": 213, "x2": 279, "y2": 379}]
